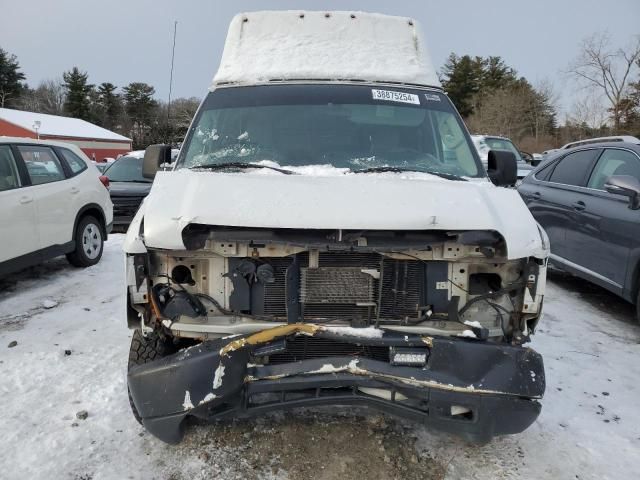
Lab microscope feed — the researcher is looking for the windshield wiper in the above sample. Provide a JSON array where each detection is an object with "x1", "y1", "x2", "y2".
[
  {"x1": 353, "y1": 166, "x2": 467, "y2": 181},
  {"x1": 189, "y1": 162, "x2": 295, "y2": 175}
]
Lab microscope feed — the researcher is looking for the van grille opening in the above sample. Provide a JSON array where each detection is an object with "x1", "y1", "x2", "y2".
[{"x1": 261, "y1": 252, "x2": 424, "y2": 322}]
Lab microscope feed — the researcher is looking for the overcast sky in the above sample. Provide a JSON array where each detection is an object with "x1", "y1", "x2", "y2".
[{"x1": 3, "y1": 0, "x2": 639, "y2": 117}]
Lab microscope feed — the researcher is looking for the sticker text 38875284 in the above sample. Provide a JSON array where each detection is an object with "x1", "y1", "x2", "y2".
[{"x1": 371, "y1": 89, "x2": 420, "y2": 105}]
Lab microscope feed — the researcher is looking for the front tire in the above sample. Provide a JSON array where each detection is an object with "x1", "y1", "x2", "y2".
[
  {"x1": 127, "y1": 329, "x2": 177, "y2": 424},
  {"x1": 66, "y1": 215, "x2": 104, "y2": 267}
]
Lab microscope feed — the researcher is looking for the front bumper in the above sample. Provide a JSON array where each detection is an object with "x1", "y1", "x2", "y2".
[{"x1": 128, "y1": 325, "x2": 545, "y2": 444}]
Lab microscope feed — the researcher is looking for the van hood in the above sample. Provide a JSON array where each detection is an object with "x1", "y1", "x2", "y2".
[{"x1": 135, "y1": 170, "x2": 546, "y2": 260}]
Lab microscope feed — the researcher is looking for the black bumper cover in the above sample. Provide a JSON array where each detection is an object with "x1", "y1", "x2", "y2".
[{"x1": 128, "y1": 329, "x2": 545, "y2": 444}]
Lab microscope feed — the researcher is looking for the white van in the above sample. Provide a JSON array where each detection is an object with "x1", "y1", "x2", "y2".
[
  {"x1": 124, "y1": 11, "x2": 549, "y2": 445},
  {"x1": 0, "y1": 137, "x2": 113, "y2": 275}
]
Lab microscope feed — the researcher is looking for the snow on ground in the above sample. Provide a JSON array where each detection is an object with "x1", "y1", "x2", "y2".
[{"x1": 0, "y1": 235, "x2": 639, "y2": 479}]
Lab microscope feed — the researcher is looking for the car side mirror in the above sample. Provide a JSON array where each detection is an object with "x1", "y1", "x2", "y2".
[
  {"x1": 487, "y1": 150, "x2": 517, "y2": 186},
  {"x1": 605, "y1": 175, "x2": 640, "y2": 209},
  {"x1": 142, "y1": 144, "x2": 172, "y2": 179}
]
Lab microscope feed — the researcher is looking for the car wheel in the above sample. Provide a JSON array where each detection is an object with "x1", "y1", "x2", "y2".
[
  {"x1": 127, "y1": 329, "x2": 177, "y2": 424},
  {"x1": 66, "y1": 215, "x2": 104, "y2": 267}
]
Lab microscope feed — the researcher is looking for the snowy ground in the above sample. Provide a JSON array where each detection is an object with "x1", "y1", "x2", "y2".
[{"x1": 1, "y1": 234, "x2": 639, "y2": 480}]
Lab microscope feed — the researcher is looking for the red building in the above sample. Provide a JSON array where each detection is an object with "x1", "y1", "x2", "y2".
[{"x1": 0, "y1": 108, "x2": 132, "y2": 161}]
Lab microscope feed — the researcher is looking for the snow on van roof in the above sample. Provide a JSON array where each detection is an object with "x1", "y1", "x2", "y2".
[
  {"x1": 212, "y1": 11, "x2": 441, "y2": 88},
  {"x1": 0, "y1": 108, "x2": 131, "y2": 142}
]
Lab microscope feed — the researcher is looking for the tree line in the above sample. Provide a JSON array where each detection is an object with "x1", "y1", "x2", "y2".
[
  {"x1": 1, "y1": 31, "x2": 639, "y2": 153},
  {"x1": 0, "y1": 50, "x2": 198, "y2": 149},
  {"x1": 440, "y1": 32, "x2": 640, "y2": 152}
]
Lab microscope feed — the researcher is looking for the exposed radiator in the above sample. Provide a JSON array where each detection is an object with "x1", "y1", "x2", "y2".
[
  {"x1": 378, "y1": 258, "x2": 424, "y2": 319},
  {"x1": 300, "y1": 267, "x2": 374, "y2": 304},
  {"x1": 260, "y1": 252, "x2": 423, "y2": 322}
]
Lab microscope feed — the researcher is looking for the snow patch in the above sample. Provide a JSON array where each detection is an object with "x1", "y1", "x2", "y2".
[
  {"x1": 308, "y1": 359, "x2": 361, "y2": 375},
  {"x1": 198, "y1": 393, "x2": 217, "y2": 405},
  {"x1": 126, "y1": 150, "x2": 146, "y2": 159},
  {"x1": 182, "y1": 391, "x2": 194, "y2": 410},
  {"x1": 321, "y1": 326, "x2": 384, "y2": 338},
  {"x1": 457, "y1": 329, "x2": 477, "y2": 339},
  {"x1": 221, "y1": 334, "x2": 242, "y2": 340},
  {"x1": 309, "y1": 364, "x2": 346, "y2": 374},
  {"x1": 42, "y1": 299, "x2": 58, "y2": 309},
  {"x1": 464, "y1": 320, "x2": 482, "y2": 329},
  {"x1": 212, "y1": 11, "x2": 440, "y2": 87},
  {"x1": 213, "y1": 364, "x2": 225, "y2": 390}
]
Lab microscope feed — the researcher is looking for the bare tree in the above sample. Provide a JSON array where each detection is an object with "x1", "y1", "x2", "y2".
[
  {"x1": 567, "y1": 95, "x2": 609, "y2": 130},
  {"x1": 467, "y1": 80, "x2": 556, "y2": 143},
  {"x1": 18, "y1": 78, "x2": 65, "y2": 115},
  {"x1": 567, "y1": 33, "x2": 640, "y2": 131},
  {"x1": 467, "y1": 88, "x2": 529, "y2": 138}
]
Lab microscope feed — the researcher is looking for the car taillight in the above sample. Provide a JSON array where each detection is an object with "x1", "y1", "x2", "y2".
[{"x1": 99, "y1": 175, "x2": 110, "y2": 188}]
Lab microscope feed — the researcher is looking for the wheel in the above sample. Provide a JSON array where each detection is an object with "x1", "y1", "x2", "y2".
[
  {"x1": 66, "y1": 215, "x2": 104, "y2": 267},
  {"x1": 127, "y1": 329, "x2": 177, "y2": 424}
]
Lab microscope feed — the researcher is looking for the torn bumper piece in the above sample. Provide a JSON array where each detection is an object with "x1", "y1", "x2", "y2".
[{"x1": 128, "y1": 325, "x2": 545, "y2": 444}]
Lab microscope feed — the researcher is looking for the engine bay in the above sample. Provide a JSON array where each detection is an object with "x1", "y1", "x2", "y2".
[{"x1": 127, "y1": 227, "x2": 545, "y2": 344}]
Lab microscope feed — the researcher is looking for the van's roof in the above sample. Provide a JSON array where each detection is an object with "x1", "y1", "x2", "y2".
[{"x1": 211, "y1": 11, "x2": 441, "y2": 89}]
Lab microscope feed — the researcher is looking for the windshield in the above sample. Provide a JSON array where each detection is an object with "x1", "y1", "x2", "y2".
[
  {"x1": 104, "y1": 155, "x2": 151, "y2": 182},
  {"x1": 484, "y1": 137, "x2": 523, "y2": 162},
  {"x1": 178, "y1": 85, "x2": 482, "y2": 177}
]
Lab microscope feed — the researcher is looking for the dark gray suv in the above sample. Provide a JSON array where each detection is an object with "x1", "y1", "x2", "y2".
[{"x1": 518, "y1": 141, "x2": 640, "y2": 322}]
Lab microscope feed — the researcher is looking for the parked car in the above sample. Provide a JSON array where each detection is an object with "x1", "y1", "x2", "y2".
[
  {"x1": 531, "y1": 153, "x2": 544, "y2": 166},
  {"x1": 0, "y1": 138, "x2": 113, "y2": 276},
  {"x1": 559, "y1": 135, "x2": 640, "y2": 151},
  {"x1": 518, "y1": 141, "x2": 640, "y2": 322},
  {"x1": 125, "y1": 11, "x2": 548, "y2": 445},
  {"x1": 94, "y1": 162, "x2": 110, "y2": 173},
  {"x1": 102, "y1": 151, "x2": 152, "y2": 232},
  {"x1": 539, "y1": 136, "x2": 640, "y2": 165},
  {"x1": 471, "y1": 135, "x2": 534, "y2": 181}
]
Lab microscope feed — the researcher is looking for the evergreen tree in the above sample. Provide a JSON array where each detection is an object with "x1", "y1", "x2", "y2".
[
  {"x1": 96, "y1": 82, "x2": 121, "y2": 129},
  {"x1": 62, "y1": 67, "x2": 93, "y2": 120},
  {"x1": 440, "y1": 53, "x2": 484, "y2": 117},
  {"x1": 0, "y1": 47, "x2": 26, "y2": 108},
  {"x1": 481, "y1": 56, "x2": 518, "y2": 91},
  {"x1": 440, "y1": 53, "x2": 519, "y2": 118},
  {"x1": 123, "y1": 82, "x2": 158, "y2": 148}
]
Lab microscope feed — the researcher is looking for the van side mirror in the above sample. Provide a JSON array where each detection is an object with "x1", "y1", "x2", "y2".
[
  {"x1": 142, "y1": 144, "x2": 172, "y2": 179},
  {"x1": 605, "y1": 175, "x2": 640, "y2": 209},
  {"x1": 487, "y1": 150, "x2": 517, "y2": 186}
]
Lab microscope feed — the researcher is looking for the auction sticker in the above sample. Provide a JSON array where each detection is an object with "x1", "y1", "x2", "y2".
[{"x1": 371, "y1": 89, "x2": 420, "y2": 105}]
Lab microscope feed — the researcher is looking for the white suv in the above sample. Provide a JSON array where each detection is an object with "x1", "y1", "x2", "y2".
[{"x1": 0, "y1": 137, "x2": 113, "y2": 275}]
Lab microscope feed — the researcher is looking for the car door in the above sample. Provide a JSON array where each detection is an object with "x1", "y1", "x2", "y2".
[
  {"x1": 0, "y1": 145, "x2": 40, "y2": 263},
  {"x1": 55, "y1": 146, "x2": 91, "y2": 222},
  {"x1": 518, "y1": 149, "x2": 600, "y2": 259},
  {"x1": 564, "y1": 147, "x2": 640, "y2": 294},
  {"x1": 14, "y1": 145, "x2": 74, "y2": 249}
]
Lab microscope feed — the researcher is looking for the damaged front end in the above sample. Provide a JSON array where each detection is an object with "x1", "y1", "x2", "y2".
[
  {"x1": 128, "y1": 324, "x2": 545, "y2": 444},
  {"x1": 126, "y1": 223, "x2": 547, "y2": 444}
]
